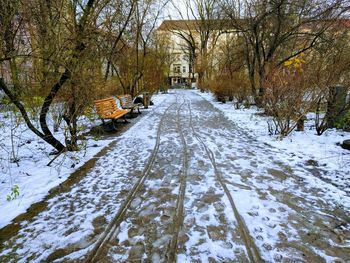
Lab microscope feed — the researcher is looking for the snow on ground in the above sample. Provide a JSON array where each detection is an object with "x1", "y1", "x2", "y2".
[
  {"x1": 196, "y1": 90, "x2": 350, "y2": 193},
  {"x1": 0, "y1": 93, "x2": 167, "y2": 229},
  {"x1": 0, "y1": 93, "x2": 174, "y2": 262},
  {"x1": 184, "y1": 90, "x2": 350, "y2": 261},
  {"x1": 0, "y1": 90, "x2": 348, "y2": 262}
]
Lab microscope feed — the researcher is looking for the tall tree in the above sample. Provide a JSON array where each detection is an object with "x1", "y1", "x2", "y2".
[
  {"x1": 0, "y1": 0, "x2": 136, "y2": 152},
  {"x1": 171, "y1": 0, "x2": 223, "y2": 90},
  {"x1": 221, "y1": 0, "x2": 349, "y2": 104},
  {"x1": 112, "y1": 0, "x2": 169, "y2": 96}
]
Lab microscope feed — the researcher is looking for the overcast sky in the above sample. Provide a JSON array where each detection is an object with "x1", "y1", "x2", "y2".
[{"x1": 163, "y1": 0, "x2": 192, "y2": 20}]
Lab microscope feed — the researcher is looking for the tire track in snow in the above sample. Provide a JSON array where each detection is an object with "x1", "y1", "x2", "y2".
[
  {"x1": 84, "y1": 98, "x2": 178, "y2": 263},
  {"x1": 185, "y1": 94, "x2": 263, "y2": 263},
  {"x1": 166, "y1": 93, "x2": 189, "y2": 263}
]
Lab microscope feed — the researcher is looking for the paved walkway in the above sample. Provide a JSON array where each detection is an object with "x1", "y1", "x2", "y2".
[{"x1": 0, "y1": 90, "x2": 349, "y2": 262}]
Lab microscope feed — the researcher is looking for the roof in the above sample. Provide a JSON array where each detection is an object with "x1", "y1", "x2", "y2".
[
  {"x1": 157, "y1": 18, "x2": 350, "y2": 32},
  {"x1": 157, "y1": 19, "x2": 239, "y2": 31},
  {"x1": 158, "y1": 20, "x2": 196, "y2": 31}
]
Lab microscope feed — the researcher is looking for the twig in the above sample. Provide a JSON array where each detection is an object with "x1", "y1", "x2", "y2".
[{"x1": 47, "y1": 149, "x2": 67, "y2": 166}]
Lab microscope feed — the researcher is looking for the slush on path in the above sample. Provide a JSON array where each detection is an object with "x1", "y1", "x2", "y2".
[{"x1": 0, "y1": 90, "x2": 349, "y2": 262}]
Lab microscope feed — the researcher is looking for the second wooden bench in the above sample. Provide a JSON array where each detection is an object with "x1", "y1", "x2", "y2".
[{"x1": 117, "y1": 94, "x2": 142, "y2": 114}]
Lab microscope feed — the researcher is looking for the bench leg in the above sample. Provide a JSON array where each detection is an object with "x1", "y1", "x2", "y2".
[
  {"x1": 123, "y1": 115, "x2": 130, "y2": 123},
  {"x1": 127, "y1": 108, "x2": 138, "y2": 118},
  {"x1": 112, "y1": 119, "x2": 118, "y2": 131},
  {"x1": 101, "y1": 119, "x2": 113, "y2": 131}
]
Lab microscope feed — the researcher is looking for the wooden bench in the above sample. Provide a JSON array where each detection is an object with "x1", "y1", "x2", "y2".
[
  {"x1": 94, "y1": 97, "x2": 130, "y2": 130},
  {"x1": 117, "y1": 94, "x2": 142, "y2": 114}
]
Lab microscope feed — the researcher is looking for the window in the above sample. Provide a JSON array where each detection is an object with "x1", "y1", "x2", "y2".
[
  {"x1": 173, "y1": 64, "x2": 181, "y2": 73},
  {"x1": 183, "y1": 66, "x2": 186, "y2": 73}
]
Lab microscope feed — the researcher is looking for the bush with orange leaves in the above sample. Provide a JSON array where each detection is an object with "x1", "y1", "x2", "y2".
[{"x1": 264, "y1": 55, "x2": 315, "y2": 137}]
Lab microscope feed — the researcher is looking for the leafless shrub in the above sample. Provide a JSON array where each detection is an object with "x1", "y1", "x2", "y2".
[
  {"x1": 264, "y1": 57, "x2": 314, "y2": 137},
  {"x1": 209, "y1": 70, "x2": 250, "y2": 108}
]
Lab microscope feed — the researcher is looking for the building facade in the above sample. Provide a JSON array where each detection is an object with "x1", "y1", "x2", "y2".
[
  {"x1": 157, "y1": 20, "x2": 200, "y2": 87},
  {"x1": 157, "y1": 19, "x2": 234, "y2": 88}
]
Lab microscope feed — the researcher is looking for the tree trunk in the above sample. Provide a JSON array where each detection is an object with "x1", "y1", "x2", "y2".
[
  {"x1": 0, "y1": 78, "x2": 65, "y2": 152},
  {"x1": 326, "y1": 85, "x2": 347, "y2": 128},
  {"x1": 39, "y1": 70, "x2": 71, "y2": 152},
  {"x1": 256, "y1": 65, "x2": 267, "y2": 107},
  {"x1": 104, "y1": 60, "x2": 111, "y2": 81},
  {"x1": 296, "y1": 116, "x2": 306, "y2": 132},
  {"x1": 248, "y1": 68, "x2": 256, "y2": 99}
]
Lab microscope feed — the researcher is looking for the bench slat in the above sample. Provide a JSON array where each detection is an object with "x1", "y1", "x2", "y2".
[
  {"x1": 94, "y1": 97, "x2": 130, "y2": 121},
  {"x1": 117, "y1": 94, "x2": 141, "y2": 112}
]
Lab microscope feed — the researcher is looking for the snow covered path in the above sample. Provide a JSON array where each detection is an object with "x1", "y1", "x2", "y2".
[{"x1": 0, "y1": 90, "x2": 349, "y2": 262}]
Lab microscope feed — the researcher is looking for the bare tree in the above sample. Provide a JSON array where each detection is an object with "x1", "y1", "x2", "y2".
[
  {"x1": 0, "y1": 0, "x2": 135, "y2": 152},
  {"x1": 102, "y1": 0, "x2": 136, "y2": 81},
  {"x1": 221, "y1": 0, "x2": 350, "y2": 104},
  {"x1": 109, "y1": 0, "x2": 169, "y2": 97},
  {"x1": 169, "y1": 0, "x2": 223, "y2": 90},
  {"x1": 309, "y1": 29, "x2": 350, "y2": 135}
]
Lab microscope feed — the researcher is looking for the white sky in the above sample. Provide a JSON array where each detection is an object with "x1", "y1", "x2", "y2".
[{"x1": 163, "y1": 0, "x2": 193, "y2": 20}]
